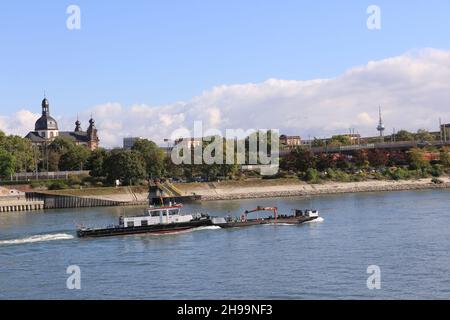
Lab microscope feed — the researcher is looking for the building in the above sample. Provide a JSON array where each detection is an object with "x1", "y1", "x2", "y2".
[
  {"x1": 280, "y1": 135, "x2": 301, "y2": 147},
  {"x1": 441, "y1": 123, "x2": 450, "y2": 142},
  {"x1": 123, "y1": 137, "x2": 143, "y2": 150},
  {"x1": 174, "y1": 137, "x2": 203, "y2": 149},
  {"x1": 25, "y1": 97, "x2": 100, "y2": 151}
]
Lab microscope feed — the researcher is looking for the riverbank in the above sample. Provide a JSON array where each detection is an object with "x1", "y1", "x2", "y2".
[
  {"x1": 175, "y1": 177, "x2": 450, "y2": 201},
  {"x1": 8, "y1": 177, "x2": 449, "y2": 207},
  {"x1": 69, "y1": 177, "x2": 450, "y2": 202}
]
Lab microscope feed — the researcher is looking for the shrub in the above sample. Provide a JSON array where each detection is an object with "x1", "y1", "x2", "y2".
[
  {"x1": 68, "y1": 175, "x2": 82, "y2": 186},
  {"x1": 427, "y1": 164, "x2": 443, "y2": 177},
  {"x1": 305, "y1": 168, "x2": 320, "y2": 183},
  {"x1": 48, "y1": 181, "x2": 69, "y2": 190},
  {"x1": 385, "y1": 167, "x2": 411, "y2": 181}
]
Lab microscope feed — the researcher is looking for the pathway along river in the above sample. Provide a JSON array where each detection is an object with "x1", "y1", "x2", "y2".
[{"x1": 0, "y1": 189, "x2": 449, "y2": 299}]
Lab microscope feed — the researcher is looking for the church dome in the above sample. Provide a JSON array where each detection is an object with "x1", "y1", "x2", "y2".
[
  {"x1": 35, "y1": 115, "x2": 59, "y2": 131},
  {"x1": 35, "y1": 97, "x2": 58, "y2": 131}
]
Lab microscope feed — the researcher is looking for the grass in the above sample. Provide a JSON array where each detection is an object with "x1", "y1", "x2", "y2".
[{"x1": 41, "y1": 186, "x2": 148, "y2": 196}]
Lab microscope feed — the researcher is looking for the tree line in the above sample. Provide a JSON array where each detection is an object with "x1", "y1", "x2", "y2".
[
  {"x1": 1, "y1": 129, "x2": 449, "y2": 186},
  {"x1": 281, "y1": 146, "x2": 450, "y2": 183}
]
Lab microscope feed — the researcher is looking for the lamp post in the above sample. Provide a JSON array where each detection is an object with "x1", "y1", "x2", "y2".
[{"x1": 164, "y1": 139, "x2": 171, "y2": 157}]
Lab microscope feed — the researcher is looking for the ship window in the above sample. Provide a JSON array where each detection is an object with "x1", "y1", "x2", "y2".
[
  {"x1": 150, "y1": 210, "x2": 162, "y2": 217},
  {"x1": 169, "y1": 209, "x2": 179, "y2": 216},
  {"x1": 127, "y1": 221, "x2": 134, "y2": 227},
  {"x1": 141, "y1": 220, "x2": 148, "y2": 226}
]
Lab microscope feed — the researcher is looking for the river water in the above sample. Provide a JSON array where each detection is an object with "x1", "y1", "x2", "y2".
[{"x1": 0, "y1": 189, "x2": 449, "y2": 299}]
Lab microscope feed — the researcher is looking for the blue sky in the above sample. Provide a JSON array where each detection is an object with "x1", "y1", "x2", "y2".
[
  {"x1": 1, "y1": 0, "x2": 450, "y2": 115},
  {"x1": 1, "y1": 1, "x2": 450, "y2": 147}
]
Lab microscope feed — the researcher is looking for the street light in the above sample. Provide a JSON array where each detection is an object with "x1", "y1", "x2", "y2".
[{"x1": 164, "y1": 139, "x2": 171, "y2": 157}]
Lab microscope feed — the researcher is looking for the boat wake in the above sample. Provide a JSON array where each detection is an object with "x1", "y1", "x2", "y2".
[
  {"x1": 305, "y1": 217, "x2": 325, "y2": 224},
  {"x1": 0, "y1": 233, "x2": 74, "y2": 246}
]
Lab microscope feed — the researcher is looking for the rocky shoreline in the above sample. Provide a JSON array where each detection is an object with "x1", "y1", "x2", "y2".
[{"x1": 195, "y1": 179, "x2": 450, "y2": 201}]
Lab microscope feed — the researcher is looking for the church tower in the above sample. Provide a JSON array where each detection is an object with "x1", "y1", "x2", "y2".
[
  {"x1": 34, "y1": 97, "x2": 59, "y2": 140},
  {"x1": 74, "y1": 117, "x2": 82, "y2": 132},
  {"x1": 87, "y1": 117, "x2": 99, "y2": 151}
]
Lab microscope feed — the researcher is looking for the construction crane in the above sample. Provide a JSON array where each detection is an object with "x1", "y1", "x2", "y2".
[{"x1": 244, "y1": 206, "x2": 278, "y2": 224}]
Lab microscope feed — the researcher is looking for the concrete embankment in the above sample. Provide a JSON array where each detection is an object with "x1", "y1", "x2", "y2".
[
  {"x1": 173, "y1": 177, "x2": 450, "y2": 201},
  {"x1": 0, "y1": 187, "x2": 44, "y2": 212},
  {"x1": 0, "y1": 199, "x2": 44, "y2": 212},
  {"x1": 26, "y1": 187, "x2": 149, "y2": 210},
  {"x1": 40, "y1": 178, "x2": 449, "y2": 204}
]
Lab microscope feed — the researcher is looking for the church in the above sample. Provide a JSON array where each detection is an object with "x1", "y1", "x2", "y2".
[{"x1": 25, "y1": 97, "x2": 100, "y2": 151}]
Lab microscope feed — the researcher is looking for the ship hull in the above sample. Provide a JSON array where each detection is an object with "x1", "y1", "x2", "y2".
[
  {"x1": 77, "y1": 218, "x2": 212, "y2": 238},
  {"x1": 215, "y1": 216, "x2": 318, "y2": 228}
]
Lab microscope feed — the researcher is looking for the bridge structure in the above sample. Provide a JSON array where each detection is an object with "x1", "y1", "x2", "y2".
[{"x1": 280, "y1": 140, "x2": 450, "y2": 156}]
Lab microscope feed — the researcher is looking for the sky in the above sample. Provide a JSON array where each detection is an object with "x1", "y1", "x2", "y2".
[{"x1": 1, "y1": 0, "x2": 450, "y2": 147}]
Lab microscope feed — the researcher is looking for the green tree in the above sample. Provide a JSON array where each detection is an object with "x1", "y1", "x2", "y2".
[
  {"x1": 87, "y1": 148, "x2": 109, "y2": 177},
  {"x1": 59, "y1": 145, "x2": 91, "y2": 171},
  {"x1": 395, "y1": 130, "x2": 414, "y2": 142},
  {"x1": 408, "y1": 148, "x2": 430, "y2": 170},
  {"x1": 0, "y1": 133, "x2": 34, "y2": 173},
  {"x1": 329, "y1": 135, "x2": 352, "y2": 147},
  {"x1": 49, "y1": 136, "x2": 76, "y2": 153},
  {"x1": 0, "y1": 149, "x2": 16, "y2": 177},
  {"x1": 353, "y1": 150, "x2": 369, "y2": 168},
  {"x1": 103, "y1": 150, "x2": 146, "y2": 185},
  {"x1": 439, "y1": 147, "x2": 450, "y2": 168},
  {"x1": 415, "y1": 129, "x2": 434, "y2": 142},
  {"x1": 43, "y1": 136, "x2": 78, "y2": 171},
  {"x1": 132, "y1": 139, "x2": 166, "y2": 179}
]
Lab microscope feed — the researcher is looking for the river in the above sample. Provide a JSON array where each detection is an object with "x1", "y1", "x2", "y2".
[{"x1": 0, "y1": 189, "x2": 449, "y2": 299}]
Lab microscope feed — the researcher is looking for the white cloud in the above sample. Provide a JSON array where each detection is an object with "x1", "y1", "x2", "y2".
[{"x1": 2, "y1": 48, "x2": 450, "y2": 147}]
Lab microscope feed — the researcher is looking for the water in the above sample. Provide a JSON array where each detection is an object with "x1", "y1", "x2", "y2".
[{"x1": 0, "y1": 189, "x2": 449, "y2": 299}]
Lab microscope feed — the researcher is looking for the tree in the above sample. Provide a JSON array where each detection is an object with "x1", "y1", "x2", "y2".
[
  {"x1": 388, "y1": 150, "x2": 408, "y2": 166},
  {"x1": 49, "y1": 136, "x2": 76, "y2": 153},
  {"x1": 329, "y1": 135, "x2": 352, "y2": 147},
  {"x1": 336, "y1": 154, "x2": 352, "y2": 170},
  {"x1": 408, "y1": 148, "x2": 429, "y2": 170},
  {"x1": 439, "y1": 147, "x2": 450, "y2": 168},
  {"x1": 59, "y1": 145, "x2": 90, "y2": 171},
  {"x1": 291, "y1": 148, "x2": 315, "y2": 172},
  {"x1": 0, "y1": 149, "x2": 15, "y2": 177},
  {"x1": 353, "y1": 150, "x2": 369, "y2": 168},
  {"x1": 415, "y1": 129, "x2": 434, "y2": 142},
  {"x1": 311, "y1": 138, "x2": 325, "y2": 147},
  {"x1": 315, "y1": 153, "x2": 336, "y2": 171},
  {"x1": 395, "y1": 130, "x2": 414, "y2": 142},
  {"x1": 368, "y1": 149, "x2": 389, "y2": 168},
  {"x1": 0, "y1": 133, "x2": 34, "y2": 173},
  {"x1": 103, "y1": 150, "x2": 146, "y2": 185},
  {"x1": 132, "y1": 139, "x2": 166, "y2": 179},
  {"x1": 44, "y1": 136, "x2": 78, "y2": 171},
  {"x1": 87, "y1": 148, "x2": 108, "y2": 177}
]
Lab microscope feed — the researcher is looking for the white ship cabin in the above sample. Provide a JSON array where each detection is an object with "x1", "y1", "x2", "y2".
[
  {"x1": 295, "y1": 209, "x2": 319, "y2": 218},
  {"x1": 121, "y1": 205, "x2": 194, "y2": 228}
]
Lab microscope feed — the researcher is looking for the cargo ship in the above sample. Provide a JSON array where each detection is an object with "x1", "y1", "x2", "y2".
[
  {"x1": 211, "y1": 206, "x2": 320, "y2": 228},
  {"x1": 77, "y1": 204, "x2": 212, "y2": 238}
]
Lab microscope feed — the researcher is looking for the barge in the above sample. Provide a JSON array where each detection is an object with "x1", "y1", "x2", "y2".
[
  {"x1": 77, "y1": 204, "x2": 212, "y2": 238},
  {"x1": 212, "y1": 206, "x2": 320, "y2": 228}
]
